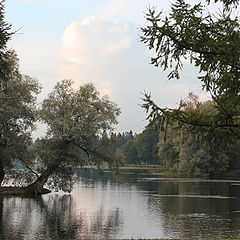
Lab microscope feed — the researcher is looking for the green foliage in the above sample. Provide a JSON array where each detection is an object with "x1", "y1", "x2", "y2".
[
  {"x1": 0, "y1": 51, "x2": 40, "y2": 183},
  {"x1": 0, "y1": 0, "x2": 12, "y2": 56},
  {"x1": 40, "y1": 80, "x2": 120, "y2": 139},
  {"x1": 228, "y1": 139, "x2": 240, "y2": 169},
  {"x1": 110, "y1": 131, "x2": 134, "y2": 150},
  {"x1": 27, "y1": 80, "x2": 121, "y2": 192},
  {"x1": 158, "y1": 125, "x2": 232, "y2": 177},
  {"x1": 0, "y1": 0, "x2": 122, "y2": 192},
  {"x1": 112, "y1": 149, "x2": 125, "y2": 166},
  {"x1": 121, "y1": 126, "x2": 160, "y2": 165},
  {"x1": 141, "y1": 0, "x2": 240, "y2": 145},
  {"x1": 177, "y1": 131, "x2": 230, "y2": 177},
  {"x1": 158, "y1": 127, "x2": 179, "y2": 170},
  {"x1": 0, "y1": 0, "x2": 41, "y2": 186},
  {"x1": 121, "y1": 139, "x2": 138, "y2": 164},
  {"x1": 0, "y1": 0, "x2": 14, "y2": 103},
  {"x1": 134, "y1": 126, "x2": 159, "y2": 164},
  {"x1": 156, "y1": 95, "x2": 238, "y2": 177}
]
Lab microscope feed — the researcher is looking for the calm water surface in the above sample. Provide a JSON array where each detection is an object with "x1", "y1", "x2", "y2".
[{"x1": 1, "y1": 168, "x2": 240, "y2": 239}]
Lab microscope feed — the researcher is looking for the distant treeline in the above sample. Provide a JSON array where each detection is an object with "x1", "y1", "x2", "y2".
[
  {"x1": 32, "y1": 123, "x2": 240, "y2": 178},
  {"x1": 109, "y1": 126, "x2": 240, "y2": 177}
]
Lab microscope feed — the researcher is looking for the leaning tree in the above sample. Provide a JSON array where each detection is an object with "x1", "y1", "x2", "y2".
[
  {"x1": 141, "y1": 0, "x2": 240, "y2": 146},
  {"x1": 23, "y1": 80, "x2": 121, "y2": 195}
]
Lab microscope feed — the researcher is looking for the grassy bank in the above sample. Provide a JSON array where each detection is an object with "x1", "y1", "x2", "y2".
[
  {"x1": 159, "y1": 171, "x2": 190, "y2": 178},
  {"x1": 0, "y1": 186, "x2": 26, "y2": 196},
  {"x1": 0, "y1": 186, "x2": 51, "y2": 196},
  {"x1": 63, "y1": 238, "x2": 240, "y2": 240},
  {"x1": 122, "y1": 165, "x2": 240, "y2": 180},
  {"x1": 122, "y1": 164, "x2": 165, "y2": 169}
]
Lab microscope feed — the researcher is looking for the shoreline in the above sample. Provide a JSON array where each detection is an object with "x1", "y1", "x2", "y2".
[
  {"x1": 0, "y1": 186, "x2": 51, "y2": 196},
  {"x1": 1, "y1": 167, "x2": 240, "y2": 197}
]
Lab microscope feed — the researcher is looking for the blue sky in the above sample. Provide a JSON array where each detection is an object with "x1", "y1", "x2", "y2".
[{"x1": 5, "y1": 0, "x2": 208, "y2": 137}]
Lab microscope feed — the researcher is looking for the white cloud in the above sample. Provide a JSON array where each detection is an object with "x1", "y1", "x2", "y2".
[
  {"x1": 59, "y1": 17, "x2": 134, "y2": 95},
  {"x1": 7, "y1": 0, "x2": 207, "y2": 136},
  {"x1": 96, "y1": 0, "x2": 170, "y2": 24},
  {"x1": 103, "y1": 37, "x2": 132, "y2": 56},
  {"x1": 97, "y1": 0, "x2": 130, "y2": 19},
  {"x1": 59, "y1": 16, "x2": 205, "y2": 133}
]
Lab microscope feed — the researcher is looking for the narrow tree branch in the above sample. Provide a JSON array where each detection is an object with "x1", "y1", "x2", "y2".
[{"x1": 25, "y1": 165, "x2": 39, "y2": 179}]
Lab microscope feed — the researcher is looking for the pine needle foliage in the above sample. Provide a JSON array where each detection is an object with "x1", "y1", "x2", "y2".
[{"x1": 141, "y1": 0, "x2": 240, "y2": 146}]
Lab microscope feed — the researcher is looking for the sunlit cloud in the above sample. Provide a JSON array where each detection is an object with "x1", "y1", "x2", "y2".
[
  {"x1": 97, "y1": 0, "x2": 131, "y2": 19},
  {"x1": 58, "y1": 15, "x2": 205, "y2": 132},
  {"x1": 59, "y1": 17, "x2": 134, "y2": 96},
  {"x1": 7, "y1": 0, "x2": 208, "y2": 135},
  {"x1": 103, "y1": 37, "x2": 132, "y2": 56}
]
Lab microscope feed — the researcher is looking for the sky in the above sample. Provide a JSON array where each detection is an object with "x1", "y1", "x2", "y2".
[{"x1": 5, "y1": 0, "x2": 209, "y2": 137}]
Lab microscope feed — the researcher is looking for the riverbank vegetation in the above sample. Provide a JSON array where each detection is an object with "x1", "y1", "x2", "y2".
[
  {"x1": 141, "y1": 0, "x2": 240, "y2": 146},
  {"x1": 140, "y1": 0, "x2": 240, "y2": 176},
  {"x1": 0, "y1": 0, "x2": 121, "y2": 196},
  {"x1": 1, "y1": 0, "x2": 240, "y2": 196},
  {"x1": 105, "y1": 110, "x2": 240, "y2": 178},
  {"x1": 103, "y1": 95, "x2": 240, "y2": 178},
  {"x1": 107, "y1": 0, "x2": 240, "y2": 178}
]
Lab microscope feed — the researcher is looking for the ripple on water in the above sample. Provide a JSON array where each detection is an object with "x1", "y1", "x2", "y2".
[{"x1": 151, "y1": 194, "x2": 234, "y2": 199}]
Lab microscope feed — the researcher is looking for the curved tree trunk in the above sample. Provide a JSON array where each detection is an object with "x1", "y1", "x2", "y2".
[
  {"x1": 25, "y1": 144, "x2": 68, "y2": 196},
  {"x1": 0, "y1": 161, "x2": 4, "y2": 186},
  {"x1": 25, "y1": 174, "x2": 50, "y2": 196},
  {"x1": 25, "y1": 164, "x2": 59, "y2": 196},
  {"x1": 0, "y1": 198, "x2": 4, "y2": 240}
]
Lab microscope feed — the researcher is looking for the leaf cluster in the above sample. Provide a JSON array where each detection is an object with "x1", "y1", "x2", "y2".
[{"x1": 141, "y1": 0, "x2": 240, "y2": 145}]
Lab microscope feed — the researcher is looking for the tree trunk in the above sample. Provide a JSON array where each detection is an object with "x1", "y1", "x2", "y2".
[
  {"x1": 25, "y1": 144, "x2": 68, "y2": 196},
  {"x1": 0, "y1": 198, "x2": 4, "y2": 240},
  {"x1": 0, "y1": 161, "x2": 4, "y2": 186},
  {"x1": 25, "y1": 171, "x2": 51, "y2": 196},
  {"x1": 25, "y1": 164, "x2": 58, "y2": 196}
]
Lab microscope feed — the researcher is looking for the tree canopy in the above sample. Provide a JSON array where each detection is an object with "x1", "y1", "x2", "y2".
[
  {"x1": 0, "y1": 0, "x2": 40, "y2": 185},
  {"x1": 141, "y1": 0, "x2": 240, "y2": 145},
  {"x1": 23, "y1": 80, "x2": 121, "y2": 195},
  {"x1": 156, "y1": 93, "x2": 236, "y2": 177},
  {"x1": 0, "y1": 0, "x2": 122, "y2": 195}
]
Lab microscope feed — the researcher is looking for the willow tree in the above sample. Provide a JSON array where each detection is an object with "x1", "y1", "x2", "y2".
[
  {"x1": 24, "y1": 80, "x2": 121, "y2": 195},
  {"x1": 157, "y1": 94, "x2": 232, "y2": 176},
  {"x1": 141, "y1": 0, "x2": 240, "y2": 145}
]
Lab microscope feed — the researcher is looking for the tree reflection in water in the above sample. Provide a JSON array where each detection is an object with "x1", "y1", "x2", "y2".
[
  {"x1": 0, "y1": 198, "x2": 4, "y2": 240},
  {"x1": 1, "y1": 169, "x2": 240, "y2": 239},
  {"x1": 0, "y1": 194, "x2": 122, "y2": 240}
]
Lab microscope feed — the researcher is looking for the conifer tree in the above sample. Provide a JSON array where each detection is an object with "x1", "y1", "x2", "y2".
[{"x1": 141, "y1": 0, "x2": 240, "y2": 145}]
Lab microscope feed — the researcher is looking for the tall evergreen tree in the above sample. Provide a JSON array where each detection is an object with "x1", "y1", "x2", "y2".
[
  {"x1": 141, "y1": 0, "x2": 240, "y2": 146},
  {"x1": 0, "y1": 1, "x2": 40, "y2": 185},
  {"x1": 0, "y1": 51, "x2": 40, "y2": 185}
]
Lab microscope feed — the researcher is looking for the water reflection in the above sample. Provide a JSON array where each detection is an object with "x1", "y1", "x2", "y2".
[
  {"x1": 0, "y1": 194, "x2": 122, "y2": 239},
  {"x1": 0, "y1": 168, "x2": 240, "y2": 239}
]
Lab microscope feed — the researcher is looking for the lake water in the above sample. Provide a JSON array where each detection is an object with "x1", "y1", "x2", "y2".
[{"x1": 1, "y1": 168, "x2": 240, "y2": 239}]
